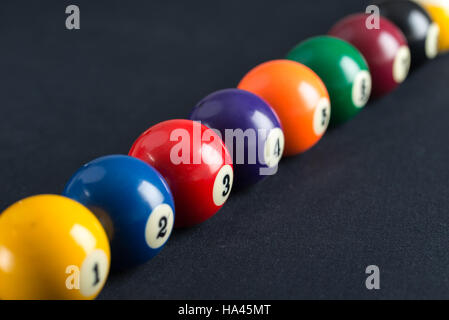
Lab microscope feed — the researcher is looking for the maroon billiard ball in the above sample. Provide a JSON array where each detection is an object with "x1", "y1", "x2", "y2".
[{"x1": 329, "y1": 13, "x2": 411, "y2": 97}]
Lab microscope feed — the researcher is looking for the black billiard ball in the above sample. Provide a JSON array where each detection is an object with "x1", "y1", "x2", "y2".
[{"x1": 377, "y1": 0, "x2": 440, "y2": 69}]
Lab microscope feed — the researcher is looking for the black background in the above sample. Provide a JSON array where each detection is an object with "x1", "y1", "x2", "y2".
[{"x1": 1, "y1": 0, "x2": 449, "y2": 299}]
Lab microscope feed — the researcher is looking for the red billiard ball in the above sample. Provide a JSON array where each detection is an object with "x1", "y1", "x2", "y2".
[
  {"x1": 329, "y1": 13, "x2": 411, "y2": 97},
  {"x1": 129, "y1": 119, "x2": 233, "y2": 228}
]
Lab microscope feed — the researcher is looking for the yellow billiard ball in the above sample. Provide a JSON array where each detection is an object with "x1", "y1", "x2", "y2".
[
  {"x1": 415, "y1": 0, "x2": 449, "y2": 52},
  {"x1": 0, "y1": 195, "x2": 110, "y2": 300}
]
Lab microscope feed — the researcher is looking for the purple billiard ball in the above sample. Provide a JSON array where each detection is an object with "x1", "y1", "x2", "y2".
[{"x1": 189, "y1": 88, "x2": 285, "y2": 188}]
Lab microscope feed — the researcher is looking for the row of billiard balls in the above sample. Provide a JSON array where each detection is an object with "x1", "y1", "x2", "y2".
[{"x1": 0, "y1": 0, "x2": 448, "y2": 300}]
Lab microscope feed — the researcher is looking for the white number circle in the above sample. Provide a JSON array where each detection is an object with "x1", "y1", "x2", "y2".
[
  {"x1": 263, "y1": 128, "x2": 285, "y2": 168},
  {"x1": 212, "y1": 164, "x2": 233, "y2": 207},
  {"x1": 352, "y1": 70, "x2": 372, "y2": 108},
  {"x1": 426, "y1": 23, "x2": 440, "y2": 59},
  {"x1": 393, "y1": 45, "x2": 411, "y2": 84},
  {"x1": 80, "y1": 249, "x2": 109, "y2": 298},
  {"x1": 145, "y1": 203, "x2": 174, "y2": 249},
  {"x1": 313, "y1": 97, "x2": 331, "y2": 136}
]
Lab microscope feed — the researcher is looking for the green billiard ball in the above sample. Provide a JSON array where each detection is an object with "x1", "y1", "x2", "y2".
[{"x1": 286, "y1": 36, "x2": 372, "y2": 125}]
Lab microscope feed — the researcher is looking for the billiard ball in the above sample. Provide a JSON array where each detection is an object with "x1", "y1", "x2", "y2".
[
  {"x1": 414, "y1": 0, "x2": 449, "y2": 53},
  {"x1": 189, "y1": 88, "x2": 284, "y2": 188},
  {"x1": 238, "y1": 60, "x2": 330, "y2": 156},
  {"x1": 129, "y1": 119, "x2": 233, "y2": 228},
  {"x1": 0, "y1": 195, "x2": 110, "y2": 300},
  {"x1": 329, "y1": 14, "x2": 411, "y2": 97},
  {"x1": 377, "y1": 0, "x2": 440, "y2": 68},
  {"x1": 286, "y1": 36, "x2": 372, "y2": 125},
  {"x1": 63, "y1": 155, "x2": 175, "y2": 270}
]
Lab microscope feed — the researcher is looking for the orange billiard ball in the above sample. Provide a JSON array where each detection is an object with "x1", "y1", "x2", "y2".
[{"x1": 238, "y1": 60, "x2": 330, "y2": 156}]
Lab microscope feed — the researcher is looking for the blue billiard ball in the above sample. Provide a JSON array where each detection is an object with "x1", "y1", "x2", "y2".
[
  {"x1": 189, "y1": 88, "x2": 285, "y2": 188},
  {"x1": 63, "y1": 155, "x2": 175, "y2": 270}
]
